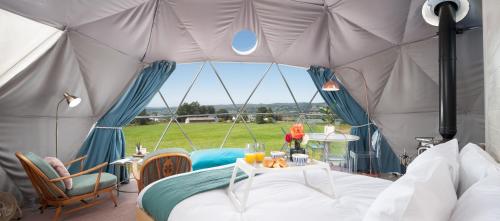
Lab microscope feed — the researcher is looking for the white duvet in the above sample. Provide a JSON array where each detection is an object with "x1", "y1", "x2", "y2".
[{"x1": 138, "y1": 166, "x2": 391, "y2": 221}]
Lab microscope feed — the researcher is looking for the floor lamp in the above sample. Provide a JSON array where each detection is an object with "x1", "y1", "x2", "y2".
[
  {"x1": 322, "y1": 67, "x2": 373, "y2": 173},
  {"x1": 55, "y1": 92, "x2": 81, "y2": 158}
]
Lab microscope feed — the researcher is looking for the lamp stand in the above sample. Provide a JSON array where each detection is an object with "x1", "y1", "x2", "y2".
[{"x1": 55, "y1": 98, "x2": 65, "y2": 158}]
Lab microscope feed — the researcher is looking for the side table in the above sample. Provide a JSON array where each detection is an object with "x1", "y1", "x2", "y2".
[{"x1": 110, "y1": 157, "x2": 143, "y2": 196}]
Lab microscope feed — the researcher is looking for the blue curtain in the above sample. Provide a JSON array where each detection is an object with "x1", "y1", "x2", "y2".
[
  {"x1": 307, "y1": 66, "x2": 400, "y2": 173},
  {"x1": 70, "y1": 60, "x2": 176, "y2": 180}
]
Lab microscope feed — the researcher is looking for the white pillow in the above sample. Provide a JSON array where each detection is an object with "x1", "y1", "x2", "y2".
[
  {"x1": 451, "y1": 173, "x2": 500, "y2": 221},
  {"x1": 363, "y1": 157, "x2": 457, "y2": 221},
  {"x1": 44, "y1": 157, "x2": 72, "y2": 189},
  {"x1": 458, "y1": 143, "x2": 500, "y2": 196},
  {"x1": 408, "y1": 139, "x2": 460, "y2": 190}
]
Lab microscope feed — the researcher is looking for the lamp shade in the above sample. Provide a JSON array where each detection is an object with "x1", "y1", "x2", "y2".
[
  {"x1": 322, "y1": 79, "x2": 340, "y2": 91},
  {"x1": 63, "y1": 92, "x2": 81, "y2": 108}
]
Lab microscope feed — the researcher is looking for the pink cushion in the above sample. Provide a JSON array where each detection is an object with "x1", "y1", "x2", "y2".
[{"x1": 44, "y1": 157, "x2": 72, "y2": 190}]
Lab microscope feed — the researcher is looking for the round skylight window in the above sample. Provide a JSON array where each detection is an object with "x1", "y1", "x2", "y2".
[{"x1": 232, "y1": 30, "x2": 258, "y2": 55}]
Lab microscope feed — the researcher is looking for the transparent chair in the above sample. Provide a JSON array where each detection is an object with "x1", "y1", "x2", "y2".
[
  {"x1": 325, "y1": 131, "x2": 351, "y2": 172},
  {"x1": 348, "y1": 129, "x2": 382, "y2": 174},
  {"x1": 305, "y1": 143, "x2": 324, "y2": 161}
]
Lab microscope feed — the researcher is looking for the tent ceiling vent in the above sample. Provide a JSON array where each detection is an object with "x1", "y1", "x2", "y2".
[
  {"x1": 231, "y1": 30, "x2": 258, "y2": 55},
  {"x1": 422, "y1": 0, "x2": 470, "y2": 26}
]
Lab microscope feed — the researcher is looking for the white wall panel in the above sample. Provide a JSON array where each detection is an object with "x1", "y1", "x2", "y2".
[{"x1": 484, "y1": 0, "x2": 500, "y2": 160}]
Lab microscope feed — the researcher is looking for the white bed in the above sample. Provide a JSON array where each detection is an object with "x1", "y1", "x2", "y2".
[{"x1": 138, "y1": 167, "x2": 391, "y2": 221}]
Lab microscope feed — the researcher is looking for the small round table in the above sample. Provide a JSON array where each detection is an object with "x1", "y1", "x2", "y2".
[{"x1": 305, "y1": 133, "x2": 360, "y2": 169}]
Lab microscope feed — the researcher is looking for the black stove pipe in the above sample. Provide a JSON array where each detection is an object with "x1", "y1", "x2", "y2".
[{"x1": 437, "y1": 2, "x2": 457, "y2": 141}]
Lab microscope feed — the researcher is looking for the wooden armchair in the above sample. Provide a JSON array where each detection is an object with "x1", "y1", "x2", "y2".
[
  {"x1": 16, "y1": 152, "x2": 118, "y2": 221},
  {"x1": 132, "y1": 148, "x2": 191, "y2": 192}
]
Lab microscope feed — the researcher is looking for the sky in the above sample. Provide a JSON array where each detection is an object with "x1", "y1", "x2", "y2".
[{"x1": 147, "y1": 30, "x2": 325, "y2": 108}]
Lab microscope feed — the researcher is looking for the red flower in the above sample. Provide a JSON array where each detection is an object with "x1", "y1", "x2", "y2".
[
  {"x1": 285, "y1": 133, "x2": 292, "y2": 143},
  {"x1": 290, "y1": 124, "x2": 304, "y2": 140}
]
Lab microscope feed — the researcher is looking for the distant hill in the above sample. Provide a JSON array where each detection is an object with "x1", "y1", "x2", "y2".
[{"x1": 145, "y1": 102, "x2": 327, "y2": 115}]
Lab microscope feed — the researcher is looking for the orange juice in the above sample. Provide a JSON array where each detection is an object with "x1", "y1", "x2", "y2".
[
  {"x1": 244, "y1": 153, "x2": 256, "y2": 164},
  {"x1": 255, "y1": 152, "x2": 265, "y2": 163}
]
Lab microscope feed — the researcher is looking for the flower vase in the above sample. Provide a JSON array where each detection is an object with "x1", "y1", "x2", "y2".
[{"x1": 289, "y1": 140, "x2": 306, "y2": 161}]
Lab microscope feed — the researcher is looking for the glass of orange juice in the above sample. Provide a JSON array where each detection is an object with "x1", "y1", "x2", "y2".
[
  {"x1": 255, "y1": 143, "x2": 266, "y2": 163},
  {"x1": 244, "y1": 144, "x2": 257, "y2": 164}
]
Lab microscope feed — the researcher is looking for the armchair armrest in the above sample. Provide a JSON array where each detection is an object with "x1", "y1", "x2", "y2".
[
  {"x1": 49, "y1": 162, "x2": 108, "y2": 182},
  {"x1": 64, "y1": 155, "x2": 87, "y2": 172}
]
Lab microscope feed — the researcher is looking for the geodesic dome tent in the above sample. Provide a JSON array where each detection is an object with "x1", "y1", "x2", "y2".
[{"x1": 0, "y1": 0, "x2": 484, "y2": 201}]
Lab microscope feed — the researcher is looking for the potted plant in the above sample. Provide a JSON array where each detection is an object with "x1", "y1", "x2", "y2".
[
  {"x1": 320, "y1": 106, "x2": 336, "y2": 135},
  {"x1": 136, "y1": 142, "x2": 143, "y2": 155}
]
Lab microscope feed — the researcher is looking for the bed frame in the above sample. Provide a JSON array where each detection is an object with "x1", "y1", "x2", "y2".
[{"x1": 136, "y1": 207, "x2": 154, "y2": 221}]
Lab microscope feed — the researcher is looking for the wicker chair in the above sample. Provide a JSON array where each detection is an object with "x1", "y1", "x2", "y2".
[
  {"x1": 132, "y1": 148, "x2": 191, "y2": 192},
  {"x1": 16, "y1": 152, "x2": 117, "y2": 221}
]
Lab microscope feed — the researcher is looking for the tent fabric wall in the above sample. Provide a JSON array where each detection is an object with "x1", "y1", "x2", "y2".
[
  {"x1": 0, "y1": 0, "x2": 484, "y2": 201},
  {"x1": 0, "y1": 32, "x2": 144, "y2": 201},
  {"x1": 483, "y1": 0, "x2": 500, "y2": 161}
]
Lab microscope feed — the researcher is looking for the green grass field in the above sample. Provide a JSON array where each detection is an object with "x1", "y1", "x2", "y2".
[{"x1": 123, "y1": 122, "x2": 351, "y2": 158}]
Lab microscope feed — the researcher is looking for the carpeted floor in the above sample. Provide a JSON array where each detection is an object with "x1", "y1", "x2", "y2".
[{"x1": 21, "y1": 180, "x2": 139, "y2": 221}]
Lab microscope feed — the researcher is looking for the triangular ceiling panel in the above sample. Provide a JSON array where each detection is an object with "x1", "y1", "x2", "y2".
[
  {"x1": 330, "y1": 0, "x2": 410, "y2": 45},
  {"x1": 67, "y1": 0, "x2": 151, "y2": 27},
  {"x1": 0, "y1": 33, "x2": 93, "y2": 117},
  {"x1": 328, "y1": 12, "x2": 395, "y2": 66},
  {"x1": 336, "y1": 47, "x2": 400, "y2": 113},
  {"x1": 0, "y1": 0, "x2": 150, "y2": 28},
  {"x1": 69, "y1": 31, "x2": 143, "y2": 117},
  {"x1": 374, "y1": 48, "x2": 439, "y2": 114},
  {"x1": 404, "y1": 37, "x2": 439, "y2": 84},
  {"x1": 73, "y1": 0, "x2": 156, "y2": 60},
  {"x1": 252, "y1": 0, "x2": 324, "y2": 57},
  {"x1": 166, "y1": 0, "x2": 243, "y2": 56},
  {"x1": 144, "y1": 0, "x2": 206, "y2": 63},
  {"x1": 203, "y1": 0, "x2": 274, "y2": 62},
  {"x1": 276, "y1": 12, "x2": 330, "y2": 67}
]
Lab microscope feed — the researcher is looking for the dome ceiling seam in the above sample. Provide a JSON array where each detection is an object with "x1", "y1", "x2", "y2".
[
  {"x1": 326, "y1": 10, "x2": 334, "y2": 67},
  {"x1": 333, "y1": 33, "x2": 437, "y2": 68},
  {"x1": 329, "y1": 7, "x2": 400, "y2": 45},
  {"x1": 70, "y1": 30, "x2": 141, "y2": 62},
  {"x1": 372, "y1": 48, "x2": 402, "y2": 111},
  {"x1": 165, "y1": 1, "x2": 208, "y2": 60},
  {"x1": 69, "y1": 0, "x2": 153, "y2": 28},
  {"x1": 371, "y1": 54, "x2": 400, "y2": 112},
  {"x1": 399, "y1": 0, "x2": 413, "y2": 44},
  {"x1": 66, "y1": 33, "x2": 96, "y2": 116},
  {"x1": 249, "y1": 0, "x2": 277, "y2": 60},
  {"x1": 403, "y1": 46, "x2": 439, "y2": 87},
  {"x1": 204, "y1": 1, "x2": 245, "y2": 56},
  {"x1": 252, "y1": 0, "x2": 325, "y2": 59},
  {"x1": 274, "y1": 12, "x2": 327, "y2": 60},
  {"x1": 142, "y1": 0, "x2": 160, "y2": 62}
]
